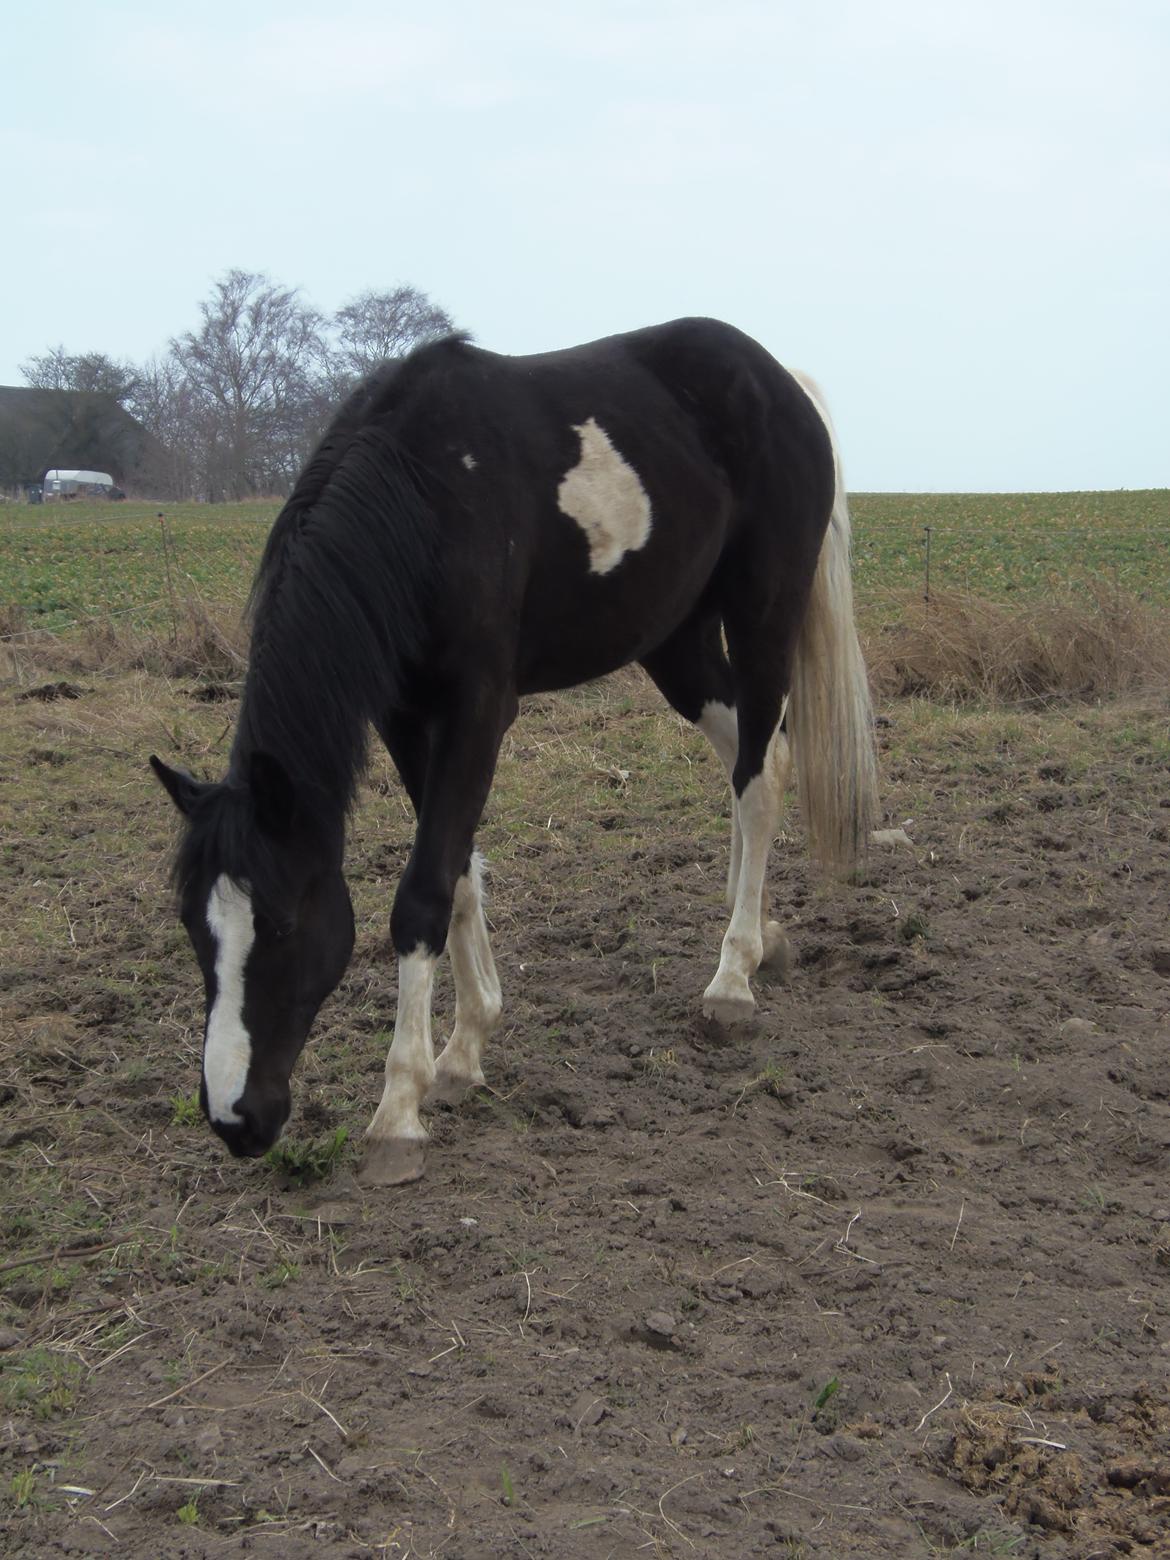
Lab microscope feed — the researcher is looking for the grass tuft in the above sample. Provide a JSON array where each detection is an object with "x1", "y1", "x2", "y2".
[
  {"x1": 169, "y1": 1091, "x2": 201, "y2": 1127},
  {"x1": 176, "y1": 1496, "x2": 201, "y2": 1526},
  {"x1": 264, "y1": 1126, "x2": 350, "y2": 1186},
  {"x1": 0, "y1": 1349, "x2": 83, "y2": 1421},
  {"x1": 8, "y1": 1468, "x2": 37, "y2": 1509}
]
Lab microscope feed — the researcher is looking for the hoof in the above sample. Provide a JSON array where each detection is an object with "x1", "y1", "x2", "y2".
[
  {"x1": 424, "y1": 1070, "x2": 486, "y2": 1110},
  {"x1": 702, "y1": 988, "x2": 756, "y2": 1026},
  {"x1": 358, "y1": 1136, "x2": 427, "y2": 1187},
  {"x1": 760, "y1": 922, "x2": 795, "y2": 975}
]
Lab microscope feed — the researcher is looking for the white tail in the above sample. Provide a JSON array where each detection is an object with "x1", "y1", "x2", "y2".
[{"x1": 786, "y1": 373, "x2": 878, "y2": 876}]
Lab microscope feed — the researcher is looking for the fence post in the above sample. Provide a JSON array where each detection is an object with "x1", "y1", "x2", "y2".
[
  {"x1": 158, "y1": 511, "x2": 179, "y2": 645},
  {"x1": 923, "y1": 525, "x2": 932, "y2": 604}
]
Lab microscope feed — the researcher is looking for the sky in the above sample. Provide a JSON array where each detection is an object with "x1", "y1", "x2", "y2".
[{"x1": 3, "y1": 0, "x2": 1167, "y2": 491}]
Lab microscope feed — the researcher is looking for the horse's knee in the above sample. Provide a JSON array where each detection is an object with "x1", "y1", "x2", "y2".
[
  {"x1": 390, "y1": 882, "x2": 453, "y2": 958},
  {"x1": 451, "y1": 858, "x2": 485, "y2": 922}
]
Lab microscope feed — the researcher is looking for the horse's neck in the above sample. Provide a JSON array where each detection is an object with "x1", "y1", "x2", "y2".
[{"x1": 232, "y1": 650, "x2": 366, "y2": 824}]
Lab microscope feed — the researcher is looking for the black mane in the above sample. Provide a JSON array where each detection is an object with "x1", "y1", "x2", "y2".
[
  {"x1": 171, "y1": 778, "x2": 296, "y2": 911},
  {"x1": 234, "y1": 344, "x2": 459, "y2": 813}
]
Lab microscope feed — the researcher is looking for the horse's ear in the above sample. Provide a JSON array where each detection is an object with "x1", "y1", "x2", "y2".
[
  {"x1": 150, "y1": 755, "x2": 208, "y2": 817},
  {"x1": 248, "y1": 750, "x2": 298, "y2": 838}
]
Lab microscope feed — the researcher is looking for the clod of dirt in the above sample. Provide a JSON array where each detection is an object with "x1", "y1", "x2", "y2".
[
  {"x1": 1107, "y1": 1459, "x2": 1153, "y2": 1489},
  {"x1": 945, "y1": 1411, "x2": 1084, "y2": 1534},
  {"x1": 188, "y1": 681, "x2": 242, "y2": 703},
  {"x1": 0, "y1": 1124, "x2": 53, "y2": 1150},
  {"x1": 871, "y1": 827, "x2": 916, "y2": 849},
  {"x1": 530, "y1": 1086, "x2": 615, "y2": 1129},
  {"x1": 634, "y1": 1311, "x2": 681, "y2": 1350},
  {"x1": 1059, "y1": 1017, "x2": 1100, "y2": 1040},
  {"x1": 295, "y1": 1199, "x2": 357, "y2": 1226},
  {"x1": 16, "y1": 681, "x2": 87, "y2": 702}
]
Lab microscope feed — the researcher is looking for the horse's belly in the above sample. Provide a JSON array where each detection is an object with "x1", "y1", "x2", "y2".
[{"x1": 514, "y1": 504, "x2": 730, "y2": 694}]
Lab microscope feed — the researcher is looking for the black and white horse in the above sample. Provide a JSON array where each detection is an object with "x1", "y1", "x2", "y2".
[{"x1": 152, "y1": 318, "x2": 877, "y2": 1185}]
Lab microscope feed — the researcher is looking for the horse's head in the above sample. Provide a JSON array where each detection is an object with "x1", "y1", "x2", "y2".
[{"x1": 151, "y1": 751, "x2": 355, "y2": 1158}]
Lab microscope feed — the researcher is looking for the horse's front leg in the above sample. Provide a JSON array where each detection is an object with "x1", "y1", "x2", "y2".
[
  {"x1": 426, "y1": 851, "x2": 502, "y2": 1108},
  {"x1": 361, "y1": 946, "x2": 439, "y2": 1185},
  {"x1": 360, "y1": 689, "x2": 513, "y2": 1186}
]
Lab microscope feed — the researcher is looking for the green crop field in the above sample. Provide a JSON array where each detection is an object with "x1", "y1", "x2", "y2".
[
  {"x1": 0, "y1": 501, "x2": 271, "y2": 632},
  {"x1": 2, "y1": 490, "x2": 1167, "y2": 634},
  {"x1": 852, "y1": 490, "x2": 1170, "y2": 603}
]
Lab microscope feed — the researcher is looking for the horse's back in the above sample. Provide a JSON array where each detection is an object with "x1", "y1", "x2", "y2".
[
  {"x1": 299, "y1": 320, "x2": 837, "y2": 694},
  {"x1": 390, "y1": 326, "x2": 753, "y2": 687}
]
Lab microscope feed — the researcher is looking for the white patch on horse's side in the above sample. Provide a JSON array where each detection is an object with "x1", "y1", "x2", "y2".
[
  {"x1": 557, "y1": 417, "x2": 652, "y2": 575},
  {"x1": 461, "y1": 453, "x2": 478, "y2": 471},
  {"x1": 203, "y1": 874, "x2": 255, "y2": 1125}
]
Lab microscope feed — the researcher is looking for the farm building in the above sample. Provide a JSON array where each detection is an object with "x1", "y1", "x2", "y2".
[{"x1": 0, "y1": 385, "x2": 159, "y2": 497}]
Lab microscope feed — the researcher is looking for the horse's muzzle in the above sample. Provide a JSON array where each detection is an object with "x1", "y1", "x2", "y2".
[{"x1": 209, "y1": 1095, "x2": 291, "y2": 1159}]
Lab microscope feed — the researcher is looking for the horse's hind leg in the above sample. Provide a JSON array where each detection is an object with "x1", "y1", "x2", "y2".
[
  {"x1": 700, "y1": 703, "x2": 794, "y2": 970},
  {"x1": 703, "y1": 725, "x2": 791, "y2": 1021},
  {"x1": 755, "y1": 728, "x2": 795, "y2": 970},
  {"x1": 700, "y1": 607, "x2": 800, "y2": 1023},
  {"x1": 643, "y1": 613, "x2": 740, "y2": 883},
  {"x1": 642, "y1": 619, "x2": 793, "y2": 979}
]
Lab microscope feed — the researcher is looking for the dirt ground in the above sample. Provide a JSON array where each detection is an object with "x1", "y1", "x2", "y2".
[{"x1": 2, "y1": 669, "x2": 1169, "y2": 1557}]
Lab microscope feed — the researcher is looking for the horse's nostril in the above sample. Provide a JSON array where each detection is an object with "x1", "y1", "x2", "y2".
[
  {"x1": 206, "y1": 1083, "x2": 291, "y2": 1161},
  {"x1": 217, "y1": 1096, "x2": 291, "y2": 1158},
  {"x1": 212, "y1": 1111, "x2": 269, "y2": 1159}
]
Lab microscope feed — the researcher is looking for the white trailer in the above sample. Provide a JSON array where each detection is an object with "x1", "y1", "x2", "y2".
[{"x1": 43, "y1": 469, "x2": 117, "y2": 499}]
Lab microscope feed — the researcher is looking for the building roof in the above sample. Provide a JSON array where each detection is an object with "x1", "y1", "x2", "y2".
[{"x1": 0, "y1": 385, "x2": 156, "y2": 488}]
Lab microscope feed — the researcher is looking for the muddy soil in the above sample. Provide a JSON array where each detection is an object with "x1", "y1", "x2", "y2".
[{"x1": 2, "y1": 675, "x2": 1169, "y2": 1557}]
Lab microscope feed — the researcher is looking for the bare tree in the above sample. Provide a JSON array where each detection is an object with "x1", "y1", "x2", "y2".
[
  {"x1": 21, "y1": 346, "x2": 140, "y2": 404},
  {"x1": 171, "y1": 270, "x2": 327, "y2": 500},
  {"x1": 17, "y1": 273, "x2": 456, "y2": 502},
  {"x1": 127, "y1": 356, "x2": 200, "y2": 499},
  {"x1": 330, "y1": 286, "x2": 455, "y2": 389}
]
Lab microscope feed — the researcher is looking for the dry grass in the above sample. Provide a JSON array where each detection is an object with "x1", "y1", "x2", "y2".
[
  {"x1": 2, "y1": 598, "x2": 247, "y2": 686},
  {"x1": 864, "y1": 585, "x2": 1170, "y2": 705},
  {"x1": 5, "y1": 584, "x2": 1169, "y2": 708}
]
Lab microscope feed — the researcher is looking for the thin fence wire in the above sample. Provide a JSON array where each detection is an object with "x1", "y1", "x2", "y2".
[
  {"x1": 852, "y1": 523, "x2": 1170, "y2": 609},
  {"x1": 2, "y1": 515, "x2": 1168, "y2": 639}
]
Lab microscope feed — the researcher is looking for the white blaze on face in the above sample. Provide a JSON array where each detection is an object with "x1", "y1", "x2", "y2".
[
  {"x1": 203, "y1": 874, "x2": 255, "y2": 1125},
  {"x1": 557, "y1": 418, "x2": 652, "y2": 575}
]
